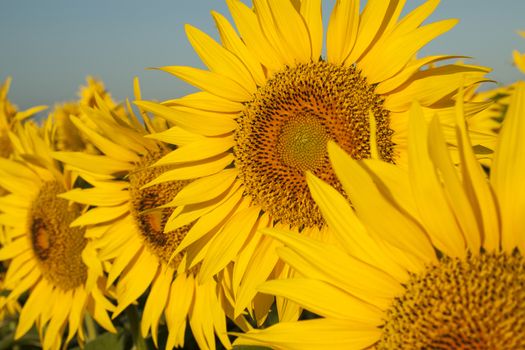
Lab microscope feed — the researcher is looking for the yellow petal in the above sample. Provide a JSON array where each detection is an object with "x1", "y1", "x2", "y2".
[
  {"x1": 268, "y1": 0, "x2": 312, "y2": 63},
  {"x1": 70, "y1": 116, "x2": 140, "y2": 163},
  {"x1": 513, "y1": 50, "x2": 525, "y2": 74},
  {"x1": 428, "y1": 116, "x2": 481, "y2": 251},
  {"x1": 0, "y1": 236, "x2": 29, "y2": 261},
  {"x1": 53, "y1": 152, "x2": 132, "y2": 176},
  {"x1": 185, "y1": 24, "x2": 257, "y2": 94},
  {"x1": 212, "y1": 11, "x2": 267, "y2": 86},
  {"x1": 43, "y1": 290, "x2": 73, "y2": 350},
  {"x1": 328, "y1": 142, "x2": 436, "y2": 263},
  {"x1": 490, "y1": 82, "x2": 525, "y2": 251},
  {"x1": 144, "y1": 153, "x2": 233, "y2": 185},
  {"x1": 15, "y1": 280, "x2": 53, "y2": 339},
  {"x1": 299, "y1": 0, "x2": 323, "y2": 61},
  {"x1": 407, "y1": 103, "x2": 466, "y2": 257},
  {"x1": 226, "y1": 0, "x2": 283, "y2": 71},
  {"x1": 233, "y1": 218, "x2": 278, "y2": 318},
  {"x1": 158, "y1": 65, "x2": 252, "y2": 102},
  {"x1": 154, "y1": 136, "x2": 234, "y2": 166},
  {"x1": 58, "y1": 187, "x2": 128, "y2": 207},
  {"x1": 141, "y1": 267, "x2": 173, "y2": 346},
  {"x1": 135, "y1": 100, "x2": 237, "y2": 137},
  {"x1": 326, "y1": 0, "x2": 359, "y2": 64},
  {"x1": 189, "y1": 279, "x2": 217, "y2": 350},
  {"x1": 259, "y1": 278, "x2": 383, "y2": 323},
  {"x1": 252, "y1": 0, "x2": 296, "y2": 66},
  {"x1": 199, "y1": 205, "x2": 260, "y2": 282},
  {"x1": 306, "y1": 172, "x2": 408, "y2": 281},
  {"x1": 384, "y1": 63, "x2": 490, "y2": 112},
  {"x1": 113, "y1": 249, "x2": 158, "y2": 317},
  {"x1": 171, "y1": 183, "x2": 244, "y2": 253},
  {"x1": 66, "y1": 288, "x2": 88, "y2": 342},
  {"x1": 165, "y1": 273, "x2": 194, "y2": 350},
  {"x1": 234, "y1": 318, "x2": 381, "y2": 350},
  {"x1": 167, "y1": 169, "x2": 238, "y2": 206},
  {"x1": 345, "y1": 0, "x2": 391, "y2": 64},
  {"x1": 70, "y1": 204, "x2": 128, "y2": 227},
  {"x1": 376, "y1": 55, "x2": 467, "y2": 94},
  {"x1": 146, "y1": 126, "x2": 204, "y2": 146},
  {"x1": 106, "y1": 234, "x2": 142, "y2": 286},
  {"x1": 265, "y1": 228, "x2": 403, "y2": 309},
  {"x1": 163, "y1": 91, "x2": 243, "y2": 113},
  {"x1": 359, "y1": 19, "x2": 458, "y2": 84}
]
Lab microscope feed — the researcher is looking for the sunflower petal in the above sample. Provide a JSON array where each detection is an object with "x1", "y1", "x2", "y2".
[
  {"x1": 259, "y1": 278, "x2": 383, "y2": 323},
  {"x1": 226, "y1": 0, "x2": 283, "y2": 71},
  {"x1": 326, "y1": 0, "x2": 359, "y2": 64},
  {"x1": 185, "y1": 24, "x2": 257, "y2": 93},
  {"x1": 212, "y1": 11, "x2": 267, "y2": 86},
  {"x1": 135, "y1": 101, "x2": 237, "y2": 137},
  {"x1": 234, "y1": 318, "x2": 381, "y2": 350},
  {"x1": 199, "y1": 205, "x2": 260, "y2": 282},
  {"x1": 158, "y1": 65, "x2": 252, "y2": 102},
  {"x1": 490, "y1": 81, "x2": 525, "y2": 251}
]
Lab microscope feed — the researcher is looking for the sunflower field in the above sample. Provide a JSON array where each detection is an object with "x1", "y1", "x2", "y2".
[{"x1": 1, "y1": 0, "x2": 524, "y2": 349}]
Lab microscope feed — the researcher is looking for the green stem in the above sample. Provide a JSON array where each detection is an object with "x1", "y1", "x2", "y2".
[
  {"x1": 126, "y1": 305, "x2": 147, "y2": 350},
  {"x1": 85, "y1": 313, "x2": 98, "y2": 341}
]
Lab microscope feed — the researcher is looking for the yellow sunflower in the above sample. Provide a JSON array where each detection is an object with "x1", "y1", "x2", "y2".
[
  {"x1": 234, "y1": 82, "x2": 525, "y2": 349},
  {"x1": 53, "y1": 82, "x2": 235, "y2": 350},
  {"x1": 50, "y1": 76, "x2": 124, "y2": 154},
  {"x1": 0, "y1": 122, "x2": 115, "y2": 350},
  {"x1": 136, "y1": 0, "x2": 491, "y2": 320}
]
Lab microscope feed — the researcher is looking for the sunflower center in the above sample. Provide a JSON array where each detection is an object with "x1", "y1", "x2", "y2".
[
  {"x1": 378, "y1": 252, "x2": 525, "y2": 350},
  {"x1": 28, "y1": 181, "x2": 87, "y2": 291},
  {"x1": 277, "y1": 112, "x2": 329, "y2": 171},
  {"x1": 128, "y1": 150, "x2": 191, "y2": 267},
  {"x1": 234, "y1": 61, "x2": 394, "y2": 229}
]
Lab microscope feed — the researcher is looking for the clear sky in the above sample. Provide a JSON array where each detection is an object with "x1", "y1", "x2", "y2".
[{"x1": 1, "y1": 0, "x2": 524, "y2": 110}]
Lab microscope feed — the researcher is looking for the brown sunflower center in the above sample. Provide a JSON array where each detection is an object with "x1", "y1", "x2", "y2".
[
  {"x1": 234, "y1": 61, "x2": 394, "y2": 229},
  {"x1": 28, "y1": 181, "x2": 87, "y2": 291},
  {"x1": 128, "y1": 150, "x2": 191, "y2": 267},
  {"x1": 378, "y1": 251, "x2": 525, "y2": 350}
]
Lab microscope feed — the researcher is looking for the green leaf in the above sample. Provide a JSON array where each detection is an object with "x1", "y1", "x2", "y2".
[{"x1": 85, "y1": 332, "x2": 125, "y2": 350}]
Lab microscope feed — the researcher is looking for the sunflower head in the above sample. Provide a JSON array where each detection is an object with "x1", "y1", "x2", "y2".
[
  {"x1": 0, "y1": 121, "x2": 115, "y2": 349},
  {"x1": 235, "y1": 60, "x2": 394, "y2": 228}
]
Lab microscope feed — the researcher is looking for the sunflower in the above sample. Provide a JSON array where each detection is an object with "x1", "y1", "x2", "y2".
[
  {"x1": 136, "y1": 0, "x2": 491, "y2": 320},
  {"x1": 0, "y1": 119, "x2": 116, "y2": 350},
  {"x1": 53, "y1": 83, "x2": 235, "y2": 350},
  {"x1": 50, "y1": 76, "x2": 124, "y2": 154},
  {"x1": 233, "y1": 82, "x2": 525, "y2": 349}
]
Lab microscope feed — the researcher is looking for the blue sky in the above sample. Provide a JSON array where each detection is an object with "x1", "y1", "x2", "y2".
[{"x1": 1, "y1": 0, "x2": 524, "y2": 110}]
